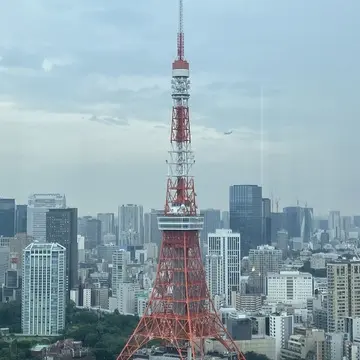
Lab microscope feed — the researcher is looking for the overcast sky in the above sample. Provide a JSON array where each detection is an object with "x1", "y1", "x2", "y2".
[{"x1": 0, "y1": 0, "x2": 359, "y2": 216}]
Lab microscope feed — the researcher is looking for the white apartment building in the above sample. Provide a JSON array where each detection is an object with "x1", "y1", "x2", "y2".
[
  {"x1": 22, "y1": 242, "x2": 66, "y2": 336},
  {"x1": 206, "y1": 254, "x2": 224, "y2": 300},
  {"x1": 27, "y1": 194, "x2": 66, "y2": 242},
  {"x1": 83, "y1": 288, "x2": 92, "y2": 308},
  {"x1": 111, "y1": 249, "x2": 128, "y2": 296},
  {"x1": 269, "y1": 312, "x2": 294, "y2": 360},
  {"x1": 327, "y1": 260, "x2": 360, "y2": 333},
  {"x1": 207, "y1": 229, "x2": 241, "y2": 306},
  {"x1": 117, "y1": 282, "x2": 140, "y2": 314},
  {"x1": 266, "y1": 271, "x2": 313, "y2": 305}
]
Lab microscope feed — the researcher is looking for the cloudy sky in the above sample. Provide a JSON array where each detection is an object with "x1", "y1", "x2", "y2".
[{"x1": 0, "y1": 0, "x2": 359, "y2": 216}]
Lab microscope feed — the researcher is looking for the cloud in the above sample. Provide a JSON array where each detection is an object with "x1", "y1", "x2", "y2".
[
  {"x1": 0, "y1": 0, "x2": 359, "y2": 214},
  {"x1": 41, "y1": 56, "x2": 73, "y2": 72}
]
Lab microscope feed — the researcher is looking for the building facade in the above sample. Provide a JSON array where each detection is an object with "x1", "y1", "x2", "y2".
[
  {"x1": 22, "y1": 242, "x2": 66, "y2": 336},
  {"x1": 27, "y1": 194, "x2": 66, "y2": 242},
  {"x1": 0, "y1": 198, "x2": 15, "y2": 237},
  {"x1": 46, "y1": 208, "x2": 78, "y2": 294},
  {"x1": 327, "y1": 260, "x2": 360, "y2": 333},
  {"x1": 229, "y1": 185, "x2": 262, "y2": 256},
  {"x1": 207, "y1": 229, "x2": 241, "y2": 306},
  {"x1": 248, "y1": 245, "x2": 283, "y2": 294},
  {"x1": 267, "y1": 271, "x2": 313, "y2": 305},
  {"x1": 118, "y1": 204, "x2": 144, "y2": 246}
]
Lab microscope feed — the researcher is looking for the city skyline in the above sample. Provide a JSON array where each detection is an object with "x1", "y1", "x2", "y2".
[{"x1": 1, "y1": 0, "x2": 359, "y2": 215}]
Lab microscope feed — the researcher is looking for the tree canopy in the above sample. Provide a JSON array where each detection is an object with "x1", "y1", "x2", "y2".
[{"x1": 0, "y1": 301, "x2": 272, "y2": 360}]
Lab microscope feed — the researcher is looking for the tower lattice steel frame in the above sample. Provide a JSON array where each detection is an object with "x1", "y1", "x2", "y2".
[{"x1": 117, "y1": 2, "x2": 246, "y2": 360}]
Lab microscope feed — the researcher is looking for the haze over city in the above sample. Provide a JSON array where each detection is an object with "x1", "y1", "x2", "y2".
[{"x1": 0, "y1": 0, "x2": 359, "y2": 214}]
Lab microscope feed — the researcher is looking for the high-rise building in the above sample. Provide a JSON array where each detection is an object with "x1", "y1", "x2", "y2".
[
  {"x1": 229, "y1": 185, "x2": 262, "y2": 256},
  {"x1": 248, "y1": 245, "x2": 283, "y2": 294},
  {"x1": 283, "y1": 206, "x2": 303, "y2": 239},
  {"x1": 118, "y1": 204, "x2": 144, "y2": 246},
  {"x1": 111, "y1": 249, "x2": 128, "y2": 296},
  {"x1": 354, "y1": 216, "x2": 360, "y2": 228},
  {"x1": 328, "y1": 210, "x2": 341, "y2": 240},
  {"x1": 15, "y1": 204, "x2": 27, "y2": 234},
  {"x1": 269, "y1": 312, "x2": 294, "y2": 360},
  {"x1": 221, "y1": 211, "x2": 230, "y2": 229},
  {"x1": 22, "y1": 242, "x2": 66, "y2": 336},
  {"x1": 144, "y1": 209, "x2": 162, "y2": 246},
  {"x1": 200, "y1": 209, "x2": 221, "y2": 246},
  {"x1": 207, "y1": 229, "x2": 241, "y2": 306},
  {"x1": 46, "y1": 208, "x2": 78, "y2": 294},
  {"x1": 270, "y1": 211, "x2": 284, "y2": 243},
  {"x1": 262, "y1": 198, "x2": 271, "y2": 245},
  {"x1": 97, "y1": 213, "x2": 115, "y2": 241},
  {"x1": 302, "y1": 207, "x2": 314, "y2": 242},
  {"x1": 327, "y1": 260, "x2": 360, "y2": 333},
  {"x1": 27, "y1": 194, "x2": 66, "y2": 242},
  {"x1": 0, "y1": 198, "x2": 15, "y2": 237},
  {"x1": 0, "y1": 247, "x2": 10, "y2": 286},
  {"x1": 85, "y1": 218, "x2": 102, "y2": 249}
]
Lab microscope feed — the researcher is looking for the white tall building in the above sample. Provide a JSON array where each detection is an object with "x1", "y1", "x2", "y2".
[
  {"x1": 117, "y1": 282, "x2": 140, "y2": 314},
  {"x1": 118, "y1": 204, "x2": 144, "y2": 246},
  {"x1": 266, "y1": 271, "x2": 313, "y2": 305},
  {"x1": 27, "y1": 194, "x2": 66, "y2": 242},
  {"x1": 269, "y1": 312, "x2": 294, "y2": 360},
  {"x1": 206, "y1": 254, "x2": 224, "y2": 301},
  {"x1": 111, "y1": 249, "x2": 128, "y2": 296},
  {"x1": 207, "y1": 229, "x2": 241, "y2": 306},
  {"x1": 22, "y1": 242, "x2": 66, "y2": 336}
]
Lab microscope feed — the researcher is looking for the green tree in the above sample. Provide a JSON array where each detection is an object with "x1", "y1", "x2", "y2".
[{"x1": 245, "y1": 351, "x2": 271, "y2": 360}]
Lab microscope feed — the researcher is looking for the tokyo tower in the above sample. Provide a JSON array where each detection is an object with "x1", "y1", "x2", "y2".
[{"x1": 116, "y1": 1, "x2": 246, "y2": 360}]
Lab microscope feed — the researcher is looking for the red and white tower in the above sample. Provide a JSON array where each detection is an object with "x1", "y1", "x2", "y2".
[{"x1": 117, "y1": 1, "x2": 246, "y2": 360}]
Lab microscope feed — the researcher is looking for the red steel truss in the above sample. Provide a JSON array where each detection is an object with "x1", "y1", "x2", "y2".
[{"x1": 117, "y1": 231, "x2": 246, "y2": 360}]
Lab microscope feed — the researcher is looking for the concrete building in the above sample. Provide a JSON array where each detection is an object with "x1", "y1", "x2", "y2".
[
  {"x1": 0, "y1": 246, "x2": 10, "y2": 286},
  {"x1": 280, "y1": 328, "x2": 325, "y2": 360},
  {"x1": 267, "y1": 271, "x2": 313, "y2": 305},
  {"x1": 248, "y1": 245, "x2": 283, "y2": 294},
  {"x1": 46, "y1": 208, "x2": 78, "y2": 295},
  {"x1": 235, "y1": 294, "x2": 263, "y2": 313},
  {"x1": 207, "y1": 229, "x2": 241, "y2": 305},
  {"x1": 327, "y1": 260, "x2": 360, "y2": 333},
  {"x1": 144, "y1": 209, "x2": 162, "y2": 246},
  {"x1": 269, "y1": 312, "x2": 294, "y2": 360},
  {"x1": 117, "y1": 282, "x2": 140, "y2": 314},
  {"x1": 22, "y1": 242, "x2": 66, "y2": 336},
  {"x1": 118, "y1": 204, "x2": 144, "y2": 246},
  {"x1": 26, "y1": 194, "x2": 66, "y2": 242},
  {"x1": 111, "y1": 249, "x2": 128, "y2": 296},
  {"x1": 325, "y1": 332, "x2": 345, "y2": 360},
  {"x1": 97, "y1": 213, "x2": 115, "y2": 242}
]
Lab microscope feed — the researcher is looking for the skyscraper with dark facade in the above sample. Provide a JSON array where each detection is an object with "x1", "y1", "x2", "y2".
[
  {"x1": 200, "y1": 209, "x2": 221, "y2": 245},
  {"x1": 0, "y1": 198, "x2": 15, "y2": 237},
  {"x1": 15, "y1": 204, "x2": 27, "y2": 234},
  {"x1": 262, "y1": 198, "x2": 271, "y2": 245},
  {"x1": 283, "y1": 206, "x2": 302, "y2": 238},
  {"x1": 229, "y1": 185, "x2": 262, "y2": 256},
  {"x1": 46, "y1": 208, "x2": 78, "y2": 295}
]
